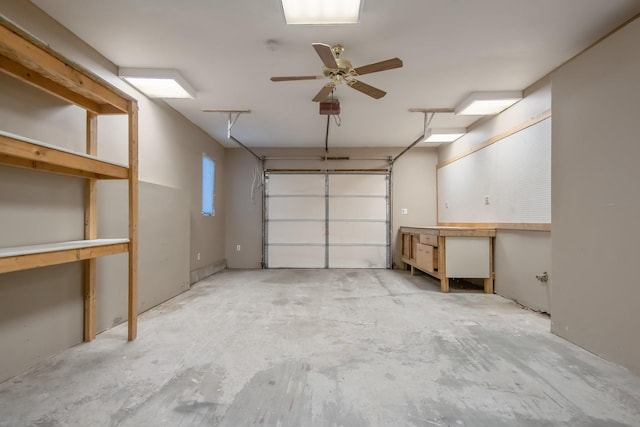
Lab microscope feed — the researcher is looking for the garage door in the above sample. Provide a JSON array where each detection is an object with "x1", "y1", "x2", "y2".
[{"x1": 265, "y1": 172, "x2": 389, "y2": 268}]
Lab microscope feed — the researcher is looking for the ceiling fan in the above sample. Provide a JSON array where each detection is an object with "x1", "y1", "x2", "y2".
[{"x1": 270, "y1": 43, "x2": 403, "y2": 102}]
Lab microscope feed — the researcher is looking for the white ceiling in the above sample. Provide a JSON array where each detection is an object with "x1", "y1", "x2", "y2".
[{"x1": 32, "y1": 0, "x2": 640, "y2": 148}]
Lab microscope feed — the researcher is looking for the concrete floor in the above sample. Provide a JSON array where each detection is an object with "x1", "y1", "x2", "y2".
[{"x1": 1, "y1": 269, "x2": 639, "y2": 427}]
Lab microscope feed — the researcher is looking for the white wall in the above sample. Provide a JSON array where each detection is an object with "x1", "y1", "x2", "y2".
[
  {"x1": 551, "y1": 17, "x2": 640, "y2": 374},
  {"x1": 0, "y1": 2, "x2": 226, "y2": 382},
  {"x1": 224, "y1": 147, "x2": 438, "y2": 269},
  {"x1": 438, "y1": 79, "x2": 552, "y2": 312}
]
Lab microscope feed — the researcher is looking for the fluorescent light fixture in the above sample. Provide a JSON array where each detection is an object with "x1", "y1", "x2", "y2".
[
  {"x1": 118, "y1": 68, "x2": 196, "y2": 99},
  {"x1": 424, "y1": 128, "x2": 466, "y2": 143},
  {"x1": 281, "y1": 0, "x2": 362, "y2": 24},
  {"x1": 455, "y1": 91, "x2": 522, "y2": 115}
]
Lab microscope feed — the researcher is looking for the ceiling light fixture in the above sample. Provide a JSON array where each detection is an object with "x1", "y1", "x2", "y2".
[
  {"x1": 118, "y1": 68, "x2": 196, "y2": 99},
  {"x1": 424, "y1": 128, "x2": 466, "y2": 143},
  {"x1": 455, "y1": 91, "x2": 522, "y2": 115},
  {"x1": 281, "y1": 0, "x2": 362, "y2": 25}
]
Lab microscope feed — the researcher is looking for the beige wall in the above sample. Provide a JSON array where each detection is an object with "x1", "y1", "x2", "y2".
[
  {"x1": 0, "y1": 2, "x2": 226, "y2": 381},
  {"x1": 224, "y1": 149, "x2": 264, "y2": 268},
  {"x1": 494, "y1": 230, "x2": 551, "y2": 312},
  {"x1": 438, "y1": 79, "x2": 552, "y2": 313},
  {"x1": 551, "y1": 17, "x2": 640, "y2": 374},
  {"x1": 224, "y1": 147, "x2": 438, "y2": 269}
]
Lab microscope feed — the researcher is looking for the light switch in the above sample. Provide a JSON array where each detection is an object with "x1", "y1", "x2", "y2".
[{"x1": 401, "y1": 208, "x2": 408, "y2": 215}]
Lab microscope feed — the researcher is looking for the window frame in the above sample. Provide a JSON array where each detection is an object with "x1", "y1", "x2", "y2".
[{"x1": 202, "y1": 153, "x2": 215, "y2": 216}]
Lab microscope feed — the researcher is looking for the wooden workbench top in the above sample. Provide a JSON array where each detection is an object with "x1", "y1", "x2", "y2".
[{"x1": 400, "y1": 225, "x2": 496, "y2": 237}]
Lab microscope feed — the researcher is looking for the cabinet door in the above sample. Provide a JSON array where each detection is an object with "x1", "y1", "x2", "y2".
[{"x1": 445, "y1": 237, "x2": 490, "y2": 278}]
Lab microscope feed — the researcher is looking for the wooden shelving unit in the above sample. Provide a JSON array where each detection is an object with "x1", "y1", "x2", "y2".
[{"x1": 0, "y1": 16, "x2": 139, "y2": 341}]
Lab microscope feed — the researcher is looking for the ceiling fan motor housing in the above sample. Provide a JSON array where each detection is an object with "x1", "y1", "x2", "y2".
[
  {"x1": 320, "y1": 99, "x2": 340, "y2": 115},
  {"x1": 323, "y1": 58, "x2": 353, "y2": 80}
]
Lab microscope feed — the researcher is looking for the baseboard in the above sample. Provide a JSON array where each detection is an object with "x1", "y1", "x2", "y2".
[{"x1": 190, "y1": 259, "x2": 226, "y2": 284}]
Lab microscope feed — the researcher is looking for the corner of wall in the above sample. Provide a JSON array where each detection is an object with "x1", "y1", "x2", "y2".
[{"x1": 190, "y1": 259, "x2": 227, "y2": 284}]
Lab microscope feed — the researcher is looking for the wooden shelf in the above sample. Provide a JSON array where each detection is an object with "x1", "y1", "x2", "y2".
[
  {"x1": 0, "y1": 131, "x2": 129, "y2": 179},
  {"x1": 1, "y1": 16, "x2": 139, "y2": 341},
  {"x1": 0, "y1": 239, "x2": 129, "y2": 274},
  {"x1": 0, "y1": 16, "x2": 132, "y2": 114}
]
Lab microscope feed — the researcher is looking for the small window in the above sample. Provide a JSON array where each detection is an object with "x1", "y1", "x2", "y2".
[{"x1": 202, "y1": 154, "x2": 215, "y2": 216}]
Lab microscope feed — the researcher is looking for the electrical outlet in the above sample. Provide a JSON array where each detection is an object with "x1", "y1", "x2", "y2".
[
  {"x1": 484, "y1": 195, "x2": 490, "y2": 205},
  {"x1": 236, "y1": 244, "x2": 241, "y2": 251},
  {"x1": 197, "y1": 252, "x2": 200, "y2": 260},
  {"x1": 401, "y1": 208, "x2": 408, "y2": 215}
]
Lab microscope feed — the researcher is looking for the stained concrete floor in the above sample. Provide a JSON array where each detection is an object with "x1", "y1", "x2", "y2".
[{"x1": 1, "y1": 269, "x2": 639, "y2": 427}]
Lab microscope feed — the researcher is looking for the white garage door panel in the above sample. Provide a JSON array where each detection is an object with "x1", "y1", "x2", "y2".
[
  {"x1": 266, "y1": 172, "x2": 389, "y2": 269},
  {"x1": 329, "y1": 221, "x2": 387, "y2": 244},
  {"x1": 329, "y1": 246, "x2": 386, "y2": 268},
  {"x1": 329, "y1": 197, "x2": 387, "y2": 220},
  {"x1": 329, "y1": 175, "x2": 387, "y2": 196},
  {"x1": 268, "y1": 245, "x2": 325, "y2": 268},
  {"x1": 268, "y1": 221, "x2": 325, "y2": 244},
  {"x1": 268, "y1": 174, "x2": 325, "y2": 195},
  {"x1": 268, "y1": 197, "x2": 325, "y2": 220}
]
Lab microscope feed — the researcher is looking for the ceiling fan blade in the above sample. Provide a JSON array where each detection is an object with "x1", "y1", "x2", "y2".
[
  {"x1": 353, "y1": 57, "x2": 403, "y2": 76},
  {"x1": 312, "y1": 85, "x2": 334, "y2": 102},
  {"x1": 271, "y1": 75, "x2": 323, "y2": 81},
  {"x1": 312, "y1": 43, "x2": 339, "y2": 69},
  {"x1": 348, "y1": 80, "x2": 387, "y2": 99}
]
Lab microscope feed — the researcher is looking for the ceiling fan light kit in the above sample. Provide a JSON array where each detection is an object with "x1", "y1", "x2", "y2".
[
  {"x1": 281, "y1": 0, "x2": 362, "y2": 25},
  {"x1": 455, "y1": 91, "x2": 523, "y2": 115}
]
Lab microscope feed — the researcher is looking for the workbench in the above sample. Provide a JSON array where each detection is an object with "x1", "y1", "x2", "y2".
[{"x1": 400, "y1": 226, "x2": 496, "y2": 293}]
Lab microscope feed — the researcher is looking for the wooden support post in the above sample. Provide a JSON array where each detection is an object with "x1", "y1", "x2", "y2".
[
  {"x1": 484, "y1": 237, "x2": 495, "y2": 294},
  {"x1": 127, "y1": 101, "x2": 139, "y2": 341},
  {"x1": 83, "y1": 112, "x2": 98, "y2": 341},
  {"x1": 438, "y1": 236, "x2": 449, "y2": 292}
]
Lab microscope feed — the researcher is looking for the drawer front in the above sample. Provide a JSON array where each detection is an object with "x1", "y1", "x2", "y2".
[
  {"x1": 419, "y1": 233, "x2": 438, "y2": 247},
  {"x1": 416, "y1": 243, "x2": 436, "y2": 272}
]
